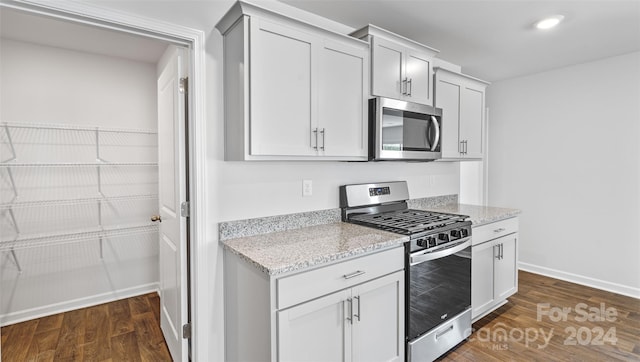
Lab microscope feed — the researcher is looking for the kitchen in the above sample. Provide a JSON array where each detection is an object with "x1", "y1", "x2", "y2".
[{"x1": 0, "y1": 0, "x2": 638, "y2": 361}]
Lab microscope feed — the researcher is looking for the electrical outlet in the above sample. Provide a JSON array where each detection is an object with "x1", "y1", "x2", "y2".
[
  {"x1": 302, "y1": 179, "x2": 313, "y2": 197},
  {"x1": 428, "y1": 175, "x2": 436, "y2": 187}
]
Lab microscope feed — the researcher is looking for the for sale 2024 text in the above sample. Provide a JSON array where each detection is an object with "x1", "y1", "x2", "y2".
[{"x1": 537, "y1": 302, "x2": 618, "y2": 346}]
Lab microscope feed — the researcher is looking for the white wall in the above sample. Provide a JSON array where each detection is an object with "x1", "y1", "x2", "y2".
[
  {"x1": 1, "y1": 39, "x2": 158, "y2": 129},
  {"x1": 0, "y1": 39, "x2": 160, "y2": 324},
  {"x1": 3, "y1": 1, "x2": 461, "y2": 360},
  {"x1": 487, "y1": 52, "x2": 640, "y2": 297}
]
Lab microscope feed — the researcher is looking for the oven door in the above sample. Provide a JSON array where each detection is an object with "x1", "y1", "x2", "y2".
[{"x1": 407, "y1": 238, "x2": 472, "y2": 341}]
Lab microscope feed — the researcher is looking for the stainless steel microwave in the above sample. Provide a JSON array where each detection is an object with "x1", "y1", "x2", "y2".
[{"x1": 369, "y1": 97, "x2": 442, "y2": 161}]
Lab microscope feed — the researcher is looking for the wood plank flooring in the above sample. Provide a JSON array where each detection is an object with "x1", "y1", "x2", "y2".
[
  {"x1": 1, "y1": 293, "x2": 171, "y2": 362},
  {"x1": 440, "y1": 271, "x2": 640, "y2": 361},
  {"x1": 3, "y1": 272, "x2": 639, "y2": 361}
]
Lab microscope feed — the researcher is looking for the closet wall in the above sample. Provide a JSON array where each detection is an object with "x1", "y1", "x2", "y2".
[{"x1": 0, "y1": 38, "x2": 162, "y2": 325}]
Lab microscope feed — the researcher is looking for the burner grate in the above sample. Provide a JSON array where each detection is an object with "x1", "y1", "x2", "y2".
[{"x1": 349, "y1": 209, "x2": 467, "y2": 235}]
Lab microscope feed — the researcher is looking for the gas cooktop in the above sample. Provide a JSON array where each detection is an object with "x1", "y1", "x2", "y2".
[{"x1": 348, "y1": 209, "x2": 468, "y2": 236}]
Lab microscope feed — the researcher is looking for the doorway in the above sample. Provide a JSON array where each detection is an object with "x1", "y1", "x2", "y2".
[{"x1": 0, "y1": 5, "x2": 197, "y2": 361}]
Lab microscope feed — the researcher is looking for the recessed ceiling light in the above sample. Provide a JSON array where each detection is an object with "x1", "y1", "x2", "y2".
[{"x1": 535, "y1": 15, "x2": 565, "y2": 30}]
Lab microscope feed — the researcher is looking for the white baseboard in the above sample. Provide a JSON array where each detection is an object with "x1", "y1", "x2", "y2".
[
  {"x1": 0, "y1": 282, "x2": 159, "y2": 327},
  {"x1": 518, "y1": 262, "x2": 640, "y2": 299}
]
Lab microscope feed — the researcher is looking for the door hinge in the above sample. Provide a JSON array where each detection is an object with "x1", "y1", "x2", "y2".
[
  {"x1": 181, "y1": 201, "x2": 190, "y2": 217},
  {"x1": 182, "y1": 323, "x2": 192, "y2": 339},
  {"x1": 179, "y1": 77, "x2": 189, "y2": 94}
]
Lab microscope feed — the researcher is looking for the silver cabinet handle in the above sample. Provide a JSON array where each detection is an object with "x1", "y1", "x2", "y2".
[
  {"x1": 494, "y1": 244, "x2": 501, "y2": 260},
  {"x1": 430, "y1": 115, "x2": 440, "y2": 152},
  {"x1": 346, "y1": 298, "x2": 353, "y2": 324},
  {"x1": 312, "y1": 128, "x2": 318, "y2": 150},
  {"x1": 343, "y1": 270, "x2": 366, "y2": 279},
  {"x1": 407, "y1": 78, "x2": 412, "y2": 96},
  {"x1": 500, "y1": 243, "x2": 504, "y2": 260},
  {"x1": 320, "y1": 128, "x2": 325, "y2": 150},
  {"x1": 354, "y1": 296, "x2": 361, "y2": 322},
  {"x1": 494, "y1": 228, "x2": 506, "y2": 233},
  {"x1": 459, "y1": 141, "x2": 463, "y2": 154},
  {"x1": 401, "y1": 78, "x2": 407, "y2": 95}
]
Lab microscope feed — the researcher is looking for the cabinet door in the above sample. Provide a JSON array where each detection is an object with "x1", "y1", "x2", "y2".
[
  {"x1": 459, "y1": 83, "x2": 485, "y2": 158},
  {"x1": 250, "y1": 18, "x2": 316, "y2": 156},
  {"x1": 434, "y1": 75, "x2": 462, "y2": 158},
  {"x1": 318, "y1": 40, "x2": 368, "y2": 158},
  {"x1": 471, "y1": 240, "x2": 497, "y2": 319},
  {"x1": 404, "y1": 50, "x2": 433, "y2": 106},
  {"x1": 352, "y1": 271, "x2": 404, "y2": 362},
  {"x1": 277, "y1": 289, "x2": 350, "y2": 362},
  {"x1": 371, "y1": 37, "x2": 403, "y2": 100},
  {"x1": 495, "y1": 234, "x2": 518, "y2": 301}
]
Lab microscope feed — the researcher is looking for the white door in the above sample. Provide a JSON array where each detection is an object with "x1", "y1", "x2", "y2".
[
  {"x1": 277, "y1": 289, "x2": 350, "y2": 362},
  {"x1": 471, "y1": 240, "x2": 497, "y2": 319},
  {"x1": 371, "y1": 37, "x2": 404, "y2": 100},
  {"x1": 250, "y1": 17, "x2": 316, "y2": 156},
  {"x1": 352, "y1": 271, "x2": 404, "y2": 362},
  {"x1": 318, "y1": 40, "x2": 368, "y2": 158},
  {"x1": 435, "y1": 76, "x2": 462, "y2": 158},
  {"x1": 157, "y1": 45, "x2": 189, "y2": 362},
  {"x1": 495, "y1": 235, "x2": 518, "y2": 301},
  {"x1": 405, "y1": 50, "x2": 433, "y2": 106},
  {"x1": 460, "y1": 84, "x2": 485, "y2": 158}
]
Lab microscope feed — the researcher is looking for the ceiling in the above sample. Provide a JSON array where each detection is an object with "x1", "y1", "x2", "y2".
[
  {"x1": 281, "y1": 0, "x2": 640, "y2": 81},
  {"x1": 1, "y1": 1, "x2": 638, "y2": 80},
  {"x1": 0, "y1": 8, "x2": 169, "y2": 63}
]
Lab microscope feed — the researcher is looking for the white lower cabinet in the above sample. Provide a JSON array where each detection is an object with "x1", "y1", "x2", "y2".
[
  {"x1": 471, "y1": 217, "x2": 519, "y2": 321},
  {"x1": 224, "y1": 246, "x2": 405, "y2": 362},
  {"x1": 278, "y1": 271, "x2": 404, "y2": 362},
  {"x1": 278, "y1": 289, "x2": 350, "y2": 361}
]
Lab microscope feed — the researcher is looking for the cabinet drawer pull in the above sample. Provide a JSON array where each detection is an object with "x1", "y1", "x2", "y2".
[
  {"x1": 407, "y1": 78, "x2": 412, "y2": 96},
  {"x1": 312, "y1": 128, "x2": 318, "y2": 150},
  {"x1": 346, "y1": 297, "x2": 353, "y2": 324},
  {"x1": 493, "y1": 227, "x2": 506, "y2": 233},
  {"x1": 354, "y1": 296, "x2": 361, "y2": 321},
  {"x1": 343, "y1": 270, "x2": 365, "y2": 279},
  {"x1": 320, "y1": 128, "x2": 325, "y2": 150}
]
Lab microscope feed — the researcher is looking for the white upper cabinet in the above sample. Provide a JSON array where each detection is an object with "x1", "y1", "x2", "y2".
[
  {"x1": 434, "y1": 67, "x2": 489, "y2": 160},
  {"x1": 352, "y1": 25, "x2": 439, "y2": 106},
  {"x1": 216, "y1": 2, "x2": 369, "y2": 161}
]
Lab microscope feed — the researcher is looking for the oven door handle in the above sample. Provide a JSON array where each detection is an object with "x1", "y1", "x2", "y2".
[{"x1": 409, "y1": 238, "x2": 471, "y2": 265}]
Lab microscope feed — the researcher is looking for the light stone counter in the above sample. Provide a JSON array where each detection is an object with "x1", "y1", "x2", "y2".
[
  {"x1": 221, "y1": 222, "x2": 408, "y2": 276},
  {"x1": 418, "y1": 203, "x2": 521, "y2": 226}
]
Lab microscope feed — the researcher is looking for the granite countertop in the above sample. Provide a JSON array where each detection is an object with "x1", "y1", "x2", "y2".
[
  {"x1": 222, "y1": 222, "x2": 408, "y2": 276},
  {"x1": 418, "y1": 203, "x2": 521, "y2": 226}
]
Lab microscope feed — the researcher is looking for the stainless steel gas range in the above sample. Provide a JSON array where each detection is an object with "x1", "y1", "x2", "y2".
[{"x1": 340, "y1": 181, "x2": 472, "y2": 362}]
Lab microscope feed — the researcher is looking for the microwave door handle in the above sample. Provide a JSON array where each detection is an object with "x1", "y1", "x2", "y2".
[{"x1": 430, "y1": 115, "x2": 440, "y2": 152}]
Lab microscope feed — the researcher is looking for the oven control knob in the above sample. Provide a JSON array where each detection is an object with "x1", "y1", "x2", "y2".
[
  {"x1": 417, "y1": 238, "x2": 427, "y2": 247},
  {"x1": 451, "y1": 229, "x2": 461, "y2": 238},
  {"x1": 460, "y1": 229, "x2": 469, "y2": 238},
  {"x1": 428, "y1": 237, "x2": 437, "y2": 247},
  {"x1": 438, "y1": 233, "x2": 449, "y2": 243}
]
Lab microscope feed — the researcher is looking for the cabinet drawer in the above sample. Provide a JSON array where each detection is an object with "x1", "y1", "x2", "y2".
[
  {"x1": 472, "y1": 217, "x2": 518, "y2": 246},
  {"x1": 277, "y1": 246, "x2": 404, "y2": 309}
]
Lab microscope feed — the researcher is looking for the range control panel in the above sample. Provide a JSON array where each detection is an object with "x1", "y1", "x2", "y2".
[{"x1": 369, "y1": 186, "x2": 391, "y2": 197}]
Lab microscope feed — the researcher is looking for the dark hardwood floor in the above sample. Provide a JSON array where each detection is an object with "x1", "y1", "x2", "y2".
[
  {"x1": 1, "y1": 293, "x2": 171, "y2": 362},
  {"x1": 2, "y1": 272, "x2": 639, "y2": 361},
  {"x1": 441, "y1": 271, "x2": 640, "y2": 361}
]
